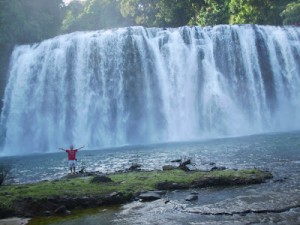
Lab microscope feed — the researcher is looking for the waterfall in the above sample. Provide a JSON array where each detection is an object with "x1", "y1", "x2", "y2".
[{"x1": 1, "y1": 25, "x2": 300, "y2": 155}]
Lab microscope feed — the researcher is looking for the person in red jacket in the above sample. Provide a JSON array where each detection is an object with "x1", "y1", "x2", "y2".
[{"x1": 59, "y1": 145, "x2": 84, "y2": 174}]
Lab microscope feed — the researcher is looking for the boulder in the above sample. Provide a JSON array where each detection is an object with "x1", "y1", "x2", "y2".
[
  {"x1": 138, "y1": 191, "x2": 162, "y2": 202},
  {"x1": 179, "y1": 159, "x2": 192, "y2": 171},
  {"x1": 128, "y1": 163, "x2": 142, "y2": 171},
  {"x1": 54, "y1": 205, "x2": 70, "y2": 215},
  {"x1": 210, "y1": 166, "x2": 226, "y2": 171},
  {"x1": 185, "y1": 193, "x2": 198, "y2": 201},
  {"x1": 155, "y1": 182, "x2": 189, "y2": 190}
]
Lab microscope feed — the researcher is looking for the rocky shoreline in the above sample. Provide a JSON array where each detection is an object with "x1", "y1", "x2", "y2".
[{"x1": 0, "y1": 164, "x2": 273, "y2": 220}]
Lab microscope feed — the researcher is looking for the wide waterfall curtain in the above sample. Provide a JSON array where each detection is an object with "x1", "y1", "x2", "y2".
[{"x1": 1, "y1": 25, "x2": 300, "y2": 155}]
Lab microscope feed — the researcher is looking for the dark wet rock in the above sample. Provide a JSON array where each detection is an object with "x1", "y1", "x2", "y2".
[
  {"x1": 138, "y1": 191, "x2": 161, "y2": 201},
  {"x1": 13, "y1": 197, "x2": 57, "y2": 217},
  {"x1": 155, "y1": 182, "x2": 189, "y2": 190},
  {"x1": 192, "y1": 171, "x2": 273, "y2": 188},
  {"x1": 0, "y1": 208, "x2": 15, "y2": 219},
  {"x1": 156, "y1": 170, "x2": 273, "y2": 190},
  {"x1": 128, "y1": 163, "x2": 142, "y2": 171},
  {"x1": 90, "y1": 175, "x2": 113, "y2": 183},
  {"x1": 153, "y1": 190, "x2": 167, "y2": 195},
  {"x1": 179, "y1": 159, "x2": 192, "y2": 171},
  {"x1": 185, "y1": 194, "x2": 198, "y2": 201},
  {"x1": 171, "y1": 159, "x2": 182, "y2": 163},
  {"x1": 162, "y1": 165, "x2": 177, "y2": 171},
  {"x1": 273, "y1": 177, "x2": 288, "y2": 183},
  {"x1": 12, "y1": 192, "x2": 133, "y2": 217},
  {"x1": 43, "y1": 210, "x2": 53, "y2": 216},
  {"x1": 210, "y1": 166, "x2": 226, "y2": 171},
  {"x1": 104, "y1": 192, "x2": 129, "y2": 205},
  {"x1": 54, "y1": 205, "x2": 70, "y2": 215}
]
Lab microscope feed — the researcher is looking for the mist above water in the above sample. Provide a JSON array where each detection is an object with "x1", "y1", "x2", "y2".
[{"x1": 1, "y1": 25, "x2": 300, "y2": 155}]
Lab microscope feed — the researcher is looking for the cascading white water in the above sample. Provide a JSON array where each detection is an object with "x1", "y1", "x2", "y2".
[{"x1": 1, "y1": 25, "x2": 300, "y2": 155}]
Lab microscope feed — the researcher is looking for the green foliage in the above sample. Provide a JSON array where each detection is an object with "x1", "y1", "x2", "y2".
[
  {"x1": 192, "y1": 0, "x2": 230, "y2": 26},
  {"x1": 61, "y1": 0, "x2": 85, "y2": 32},
  {"x1": 228, "y1": 0, "x2": 273, "y2": 24},
  {"x1": 267, "y1": 0, "x2": 294, "y2": 25},
  {"x1": 61, "y1": 0, "x2": 129, "y2": 33},
  {"x1": 120, "y1": 0, "x2": 200, "y2": 27},
  {"x1": 119, "y1": 0, "x2": 157, "y2": 26},
  {"x1": 0, "y1": 0, "x2": 64, "y2": 45},
  {"x1": 155, "y1": 0, "x2": 197, "y2": 27},
  {"x1": 0, "y1": 0, "x2": 299, "y2": 46},
  {"x1": 281, "y1": 1, "x2": 300, "y2": 25}
]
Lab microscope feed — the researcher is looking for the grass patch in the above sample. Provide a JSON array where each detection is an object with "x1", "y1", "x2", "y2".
[{"x1": 0, "y1": 168, "x2": 272, "y2": 213}]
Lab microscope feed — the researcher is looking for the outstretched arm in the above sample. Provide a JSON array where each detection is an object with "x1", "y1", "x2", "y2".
[
  {"x1": 59, "y1": 148, "x2": 66, "y2": 151},
  {"x1": 78, "y1": 146, "x2": 85, "y2": 150}
]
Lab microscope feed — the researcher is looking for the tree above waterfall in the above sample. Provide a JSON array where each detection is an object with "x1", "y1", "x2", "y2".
[
  {"x1": 281, "y1": 1, "x2": 300, "y2": 25},
  {"x1": 61, "y1": 0, "x2": 130, "y2": 33},
  {"x1": 0, "y1": 0, "x2": 64, "y2": 44},
  {"x1": 119, "y1": 0, "x2": 203, "y2": 27}
]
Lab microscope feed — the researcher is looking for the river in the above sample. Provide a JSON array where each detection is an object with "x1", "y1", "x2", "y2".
[{"x1": 1, "y1": 131, "x2": 300, "y2": 224}]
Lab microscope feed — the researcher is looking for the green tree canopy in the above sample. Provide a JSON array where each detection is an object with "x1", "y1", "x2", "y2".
[
  {"x1": 191, "y1": 0, "x2": 230, "y2": 26},
  {"x1": 228, "y1": 0, "x2": 272, "y2": 24},
  {"x1": 280, "y1": 1, "x2": 300, "y2": 25},
  {"x1": 61, "y1": 0, "x2": 130, "y2": 33},
  {"x1": 119, "y1": 0, "x2": 203, "y2": 27},
  {"x1": 0, "y1": 0, "x2": 64, "y2": 45}
]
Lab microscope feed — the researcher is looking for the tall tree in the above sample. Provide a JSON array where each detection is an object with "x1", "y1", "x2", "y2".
[
  {"x1": 120, "y1": 0, "x2": 203, "y2": 27},
  {"x1": 62, "y1": 0, "x2": 129, "y2": 33},
  {"x1": 229, "y1": 0, "x2": 272, "y2": 24},
  {"x1": 155, "y1": 0, "x2": 198, "y2": 27},
  {"x1": 0, "y1": 0, "x2": 64, "y2": 44},
  {"x1": 192, "y1": 0, "x2": 230, "y2": 26},
  {"x1": 119, "y1": 0, "x2": 158, "y2": 26},
  {"x1": 280, "y1": 0, "x2": 300, "y2": 25},
  {"x1": 268, "y1": 0, "x2": 294, "y2": 25}
]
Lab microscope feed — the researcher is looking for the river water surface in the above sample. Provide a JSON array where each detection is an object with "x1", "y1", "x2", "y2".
[{"x1": 1, "y1": 131, "x2": 300, "y2": 224}]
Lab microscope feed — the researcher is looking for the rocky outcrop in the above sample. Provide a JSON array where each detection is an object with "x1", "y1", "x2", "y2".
[
  {"x1": 156, "y1": 170, "x2": 273, "y2": 190},
  {"x1": 2, "y1": 168, "x2": 273, "y2": 219},
  {"x1": 185, "y1": 193, "x2": 198, "y2": 201},
  {"x1": 0, "y1": 208, "x2": 15, "y2": 219},
  {"x1": 12, "y1": 192, "x2": 132, "y2": 217},
  {"x1": 138, "y1": 191, "x2": 162, "y2": 202}
]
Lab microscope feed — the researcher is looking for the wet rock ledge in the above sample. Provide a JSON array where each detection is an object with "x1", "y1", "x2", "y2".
[{"x1": 0, "y1": 168, "x2": 272, "y2": 218}]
